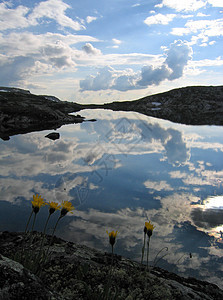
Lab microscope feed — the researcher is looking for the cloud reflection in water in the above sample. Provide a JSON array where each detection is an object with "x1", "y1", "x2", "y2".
[{"x1": 0, "y1": 110, "x2": 223, "y2": 288}]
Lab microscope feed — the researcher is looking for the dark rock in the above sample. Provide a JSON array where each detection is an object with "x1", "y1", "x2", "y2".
[
  {"x1": 0, "y1": 88, "x2": 84, "y2": 140},
  {"x1": 0, "y1": 254, "x2": 61, "y2": 300},
  {"x1": 0, "y1": 231, "x2": 223, "y2": 300},
  {"x1": 45, "y1": 132, "x2": 60, "y2": 140}
]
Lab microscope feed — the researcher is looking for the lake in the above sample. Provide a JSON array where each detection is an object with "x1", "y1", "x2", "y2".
[{"x1": 0, "y1": 109, "x2": 223, "y2": 288}]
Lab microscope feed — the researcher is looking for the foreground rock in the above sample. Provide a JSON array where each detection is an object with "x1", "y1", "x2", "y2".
[
  {"x1": 0, "y1": 232, "x2": 223, "y2": 300},
  {"x1": 0, "y1": 87, "x2": 83, "y2": 140}
]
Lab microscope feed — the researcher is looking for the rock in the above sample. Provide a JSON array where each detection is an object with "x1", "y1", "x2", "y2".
[
  {"x1": 0, "y1": 254, "x2": 61, "y2": 300},
  {"x1": 45, "y1": 132, "x2": 60, "y2": 140},
  {"x1": 0, "y1": 231, "x2": 223, "y2": 300}
]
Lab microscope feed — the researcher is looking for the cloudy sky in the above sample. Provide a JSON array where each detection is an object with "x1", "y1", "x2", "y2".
[{"x1": 1, "y1": 0, "x2": 223, "y2": 103}]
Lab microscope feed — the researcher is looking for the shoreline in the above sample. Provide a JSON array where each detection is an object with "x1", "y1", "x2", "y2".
[{"x1": 1, "y1": 85, "x2": 223, "y2": 140}]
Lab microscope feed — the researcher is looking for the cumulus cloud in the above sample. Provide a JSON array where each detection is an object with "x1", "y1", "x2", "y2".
[
  {"x1": 0, "y1": 30, "x2": 100, "y2": 86},
  {"x1": 165, "y1": 40, "x2": 193, "y2": 79},
  {"x1": 144, "y1": 13, "x2": 176, "y2": 26},
  {"x1": 137, "y1": 64, "x2": 170, "y2": 86},
  {"x1": 80, "y1": 40, "x2": 192, "y2": 91},
  {"x1": 82, "y1": 43, "x2": 102, "y2": 55},
  {"x1": 80, "y1": 66, "x2": 114, "y2": 91},
  {"x1": 0, "y1": 3, "x2": 32, "y2": 30}
]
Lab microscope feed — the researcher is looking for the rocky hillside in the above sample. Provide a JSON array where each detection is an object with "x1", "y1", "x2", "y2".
[
  {"x1": 1, "y1": 231, "x2": 223, "y2": 300},
  {"x1": 0, "y1": 87, "x2": 83, "y2": 140},
  {"x1": 94, "y1": 85, "x2": 223, "y2": 125}
]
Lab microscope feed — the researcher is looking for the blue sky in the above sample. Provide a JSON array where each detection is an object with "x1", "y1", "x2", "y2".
[{"x1": 0, "y1": 0, "x2": 223, "y2": 103}]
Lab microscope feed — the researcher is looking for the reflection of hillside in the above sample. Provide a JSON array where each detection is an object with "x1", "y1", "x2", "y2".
[{"x1": 80, "y1": 86, "x2": 223, "y2": 126}]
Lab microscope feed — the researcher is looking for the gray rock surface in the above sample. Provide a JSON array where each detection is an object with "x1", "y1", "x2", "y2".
[
  {"x1": 0, "y1": 231, "x2": 223, "y2": 300},
  {"x1": 0, "y1": 254, "x2": 61, "y2": 299}
]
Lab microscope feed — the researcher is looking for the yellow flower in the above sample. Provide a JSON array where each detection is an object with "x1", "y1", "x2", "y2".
[
  {"x1": 31, "y1": 194, "x2": 46, "y2": 214},
  {"x1": 106, "y1": 230, "x2": 118, "y2": 246},
  {"x1": 144, "y1": 221, "x2": 155, "y2": 237},
  {"x1": 60, "y1": 200, "x2": 75, "y2": 217},
  {"x1": 47, "y1": 201, "x2": 61, "y2": 215}
]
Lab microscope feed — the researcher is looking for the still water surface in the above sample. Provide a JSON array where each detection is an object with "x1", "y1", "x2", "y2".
[{"x1": 0, "y1": 109, "x2": 223, "y2": 288}]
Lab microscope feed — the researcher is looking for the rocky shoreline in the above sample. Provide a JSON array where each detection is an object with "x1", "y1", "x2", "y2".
[
  {"x1": 1, "y1": 231, "x2": 223, "y2": 300},
  {"x1": 1, "y1": 85, "x2": 223, "y2": 140},
  {"x1": 0, "y1": 87, "x2": 83, "y2": 140}
]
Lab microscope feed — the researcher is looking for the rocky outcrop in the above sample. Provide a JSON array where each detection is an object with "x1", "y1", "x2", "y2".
[
  {"x1": 0, "y1": 231, "x2": 223, "y2": 300},
  {"x1": 0, "y1": 254, "x2": 62, "y2": 299},
  {"x1": 97, "y1": 85, "x2": 223, "y2": 125},
  {"x1": 0, "y1": 87, "x2": 83, "y2": 140}
]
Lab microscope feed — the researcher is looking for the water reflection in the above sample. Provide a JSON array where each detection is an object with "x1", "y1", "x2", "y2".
[{"x1": 0, "y1": 110, "x2": 223, "y2": 288}]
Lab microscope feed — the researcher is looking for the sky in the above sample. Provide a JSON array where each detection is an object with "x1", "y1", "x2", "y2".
[{"x1": 0, "y1": 0, "x2": 223, "y2": 103}]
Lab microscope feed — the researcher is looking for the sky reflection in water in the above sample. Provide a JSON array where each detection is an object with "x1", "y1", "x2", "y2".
[{"x1": 0, "y1": 110, "x2": 223, "y2": 288}]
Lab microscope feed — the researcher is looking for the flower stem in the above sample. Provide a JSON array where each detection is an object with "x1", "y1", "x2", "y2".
[
  {"x1": 37, "y1": 213, "x2": 51, "y2": 258},
  {"x1": 25, "y1": 210, "x2": 33, "y2": 233},
  {"x1": 45, "y1": 215, "x2": 62, "y2": 259},
  {"x1": 31, "y1": 213, "x2": 37, "y2": 232},
  {"x1": 146, "y1": 236, "x2": 150, "y2": 271},
  {"x1": 141, "y1": 232, "x2": 146, "y2": 264}
]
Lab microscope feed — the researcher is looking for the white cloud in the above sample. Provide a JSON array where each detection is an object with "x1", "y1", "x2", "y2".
[
  {"x1": 197, "y1": 12, "x2": 210, "y2": 17},
  {"x1": 86, "y1": 16, "x2": 97, "y2": 23},
  {"x1": 80, "y1": 40, "x2": 193, "y2": 91},
  {"x1": 29, "y1": 0, "x2": 85, "y2": 30},
  {"x1": 208, "y1": 0, "x2": 223, "y2": 7},
  {"x1": 0, "y1": 0, "x2": 85, "y2": 32},
  {"x1": 112, "y1": 38, "x2": 122, "y2": 45},
  {"x1": 165, "y1": 40, "x2": 193, "y2": 80},
  {"x1": 80, "y1": 66, "x2": 115, "y2": 91},
  {"x1": 82, "y1": 43, "x2": 102, "y2": 55},
  {"x1": 171, "y1": 19, "x2": 223, "y2": 44},
  {"x1": 0, "y1": 30, "x2": 101, "y2": 86},
  {"x1": 144, "y1": 13, "x2": 176, "y2": 26},
  {"x1": 158, "y1": 0, "x2": 206, "y2": 12},
  {"x1": 0, "y1": 3, "x2": 32, "y2": 30},
  {"x1": 110, "y1": 38, "x2": 122, "y2": 49}
]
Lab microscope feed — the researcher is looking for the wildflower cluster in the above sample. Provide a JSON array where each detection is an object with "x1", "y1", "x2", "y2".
[
  {"x1": 21, "y1": 194, "x2": 75, "y2": 274},
  {"x1": 24, "y1": 193, "x2": 156, "y2": 276}
]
